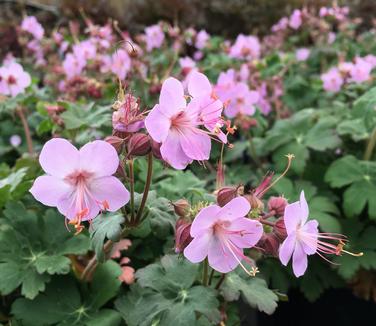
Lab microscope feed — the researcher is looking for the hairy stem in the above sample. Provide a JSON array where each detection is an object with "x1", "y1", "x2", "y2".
[
  {"x1": 128, "y1": 159, "x2": 135, "y2": 222},
  {"x1": 16, "y1": 107, "x2": 34, "y2": 155},
  {"x1": 364, "y1": 127, "x2": 376, "y2": 161},
  {"x1": 135, "y1": 152, "x2": 153, "y2": 223},
  {"x1": 202, "y1": 258, "x2": 209, "y2": 286},
  {"x1": 215, "y1": 273, "x2": 226, "y2": 290}
]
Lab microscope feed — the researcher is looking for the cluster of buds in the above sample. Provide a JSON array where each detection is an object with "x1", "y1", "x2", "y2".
[
  {"x1": 106, "y1": 86, "x2": 162, "y2": 160},
  {"x1": 60, "y1": 76, "x2": 103, "y2": 100}
]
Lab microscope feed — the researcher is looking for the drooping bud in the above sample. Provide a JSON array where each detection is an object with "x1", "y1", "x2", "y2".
[
  {"x1": 244, "y1": 193, "x2": 264, "y2": 210},
  {"x1": 175, "y1": 218, "x2": 193, "y2": 253},
  {"x1": 127, "y1": 133, "x2": 151, "y2": 157},
  {"x1": 268, "y1": 196, "x2": 288, "y2": 216},
  {"x1": 105, "y1": 135, "x2": 124, "y2": 153},
  {"x1": 151, "y1": 140, "x2": 162, "y2": 160},
  {"x1": 217, "y1": 186, "x2": 239, "y2": 207},
  {"x1": 172, "y1": 199, "x2": 190, "y2": 218},
  {"x1": 273, "y1": 217, "x2": 287, "y2": 241},
  {"x1": 257, "y1": 233, "x2": 280, "y2": 256}
]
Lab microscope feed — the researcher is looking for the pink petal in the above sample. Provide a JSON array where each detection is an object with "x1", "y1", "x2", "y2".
[
  {"x1": 190, "y1": 204, "x2": 221, "y2": 237},
  {"x1": 219, "y1": 197, "x2": 251, "y2": 221},
  {"x1": 160, "y1": 130, "x2": 192, "y2": 169},
  {"x1": 159, "y1": 77, "x2": 186, "y2": 116},
  {"x1": 284, "y1": 202, "x2": 302, "y2": 234},
  {"x1": 180, "y1": 128, "x2": 211, "y2": 161},
  {"x1": 57, "y1": 191, "x2": 99, "y2": 221},
  {"x1": 79, "y1": 140, "x2": 119, "y2": 178},
  {"x1": 301, "y1": 220, "x2": 318, "y2": 255},
  {"x1": 184, "y1": 232, "x2": 211, "y2": 263},
  {"x1": 89, "y1": 176, "x2": 130, "y2": 211},
  {"x1": 292, "y1": 241, "x2": 308, "y2": 277},
  {"x1": 299, "y1": 191, "x2": 309, "y2": 224},
  {"x1": 119, "y1": 266, "x2": 135, "y2": 284},
  {"x1": 145, "y1": 104, "x2": 171, "y2": 142},
  {"x1": 29, "y1": 175, "x2": 71, "y2": 206},
  {"x1": 188, "y1": 71, "x2": 212, "y2": 98},
  {"x1": 227, "y1": 218, "x2": 263, "y2": 248},
  {"x1": 39, "y1": 138, "x2": 80, "y2": 178},
  {"x1": 279, "y1": 233, "x2": 296, "y2": 266},
  {"x1": 208, "y1": 236, "x2": 239, "y2": 273}
]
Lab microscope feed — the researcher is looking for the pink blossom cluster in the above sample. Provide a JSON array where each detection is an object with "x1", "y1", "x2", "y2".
[
  {"x1": 20, "y1": 16, "x2": 46, "y2": 66},
  {"x1": 215, "y1": 69, "x2": 259, "y2": 118},
  {"x1": 145, "y1": 71, "x2": 227, "y2": 169},
  {"x1": 321, "y1": 56, "x2": 376, "y2": 93},
  {"x1": 182, "y1": 188, "x2": 360, "y2": 277},
  {"x1": 0, "y1": 60, "x2": 31, "y2": 97},
  {"x1": 272, "y1": 9, "x2": 303, "y2": 32},
  {"x1": 144, "y1": 24, "x2": 165, "y2": 52},
  {"x1": 229, "y1": 34, "x2": 261, "y2": 60},
  {"x1": 319, "y1": 6, "x2": 349, "y2": 21}
]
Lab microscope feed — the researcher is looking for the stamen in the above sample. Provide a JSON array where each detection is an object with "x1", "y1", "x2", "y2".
[{"x1": 336, "y1": 240, "x2": 363, "y2": 257}]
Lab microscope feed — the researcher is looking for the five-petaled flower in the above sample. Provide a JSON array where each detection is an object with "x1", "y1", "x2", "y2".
[
  {"x1": 145, "y1": 76, "x2": 225, "y2": 169},
  {"x1": 279, "y1": 191, "x2": 362, "y2": 277},
  {"x1": 30, "y1": 138, "x2": 130, "y2": 233},
  {"x1": 184, "y1": 197, "x2": 263, "y2": 274}
]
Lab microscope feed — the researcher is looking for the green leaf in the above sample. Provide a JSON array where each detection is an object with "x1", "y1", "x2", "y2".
[
  {"x1": 325, "y1": 156, "x2": 376, "y2": 218},
  {"x1": 0, "y1": 203, "x2": 90, "y2": 299},
  {"x1": 89, "y1": 260, "x2": 122, "y2": 309},
  {"x1": 90, "y1": 213, "x2": 125, "y2": 262},
  {"x1": 221, "y1": 270, "x2": 278, "y2": 314},
  {"x1": 12, "y1": 263, "x2": 122, "y2": 326},
  {"x1": 116, "y1": 255, "x2": 220, "y2": 326}
]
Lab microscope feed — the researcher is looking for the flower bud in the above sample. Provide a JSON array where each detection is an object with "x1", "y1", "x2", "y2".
[
  {"x1": 175, "y1": 218, "x2": 193, "y2": 253},
  {"x1": 244, "y1": 194, "x2": 264, "y2": 210},
  {"x1": 127, "y1": 133, "x2": 151, "y2": 157},
  {"x1": 257, "y1": 233, "x2": 280, "y2": 256},
  {"x1": 273, "y1": 217, "x2": 287, "y2": 240},
  {"x1": 268, "y1": 196, "x2": 288, "y2": 216},
  {"x1": 217, "y1": 186, "x2": 238, "y2": 207},
  {"x1": 172, "y1": 199, "x2": 190, "y2": 218},
  {"x1": 151, "y1": 140, "x2": 162, "y2": 160},
  {"x1": 105, "y1": 136, "x2": 124, "y2": 153}
]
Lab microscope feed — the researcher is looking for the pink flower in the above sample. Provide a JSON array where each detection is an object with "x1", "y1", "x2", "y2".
[
  {"x1": 184, "y1": 197, "x2": 263, "y2": 273},
  {"x1": 278, "y1": 191, "x2": 361, "y2": 277},
  {"x1": 9, "y1": 134, "x2": 22, "y2": 147},
  {"x1": 20, "y1": 16, "x2": 44, "y2": 40},
  {"x1": 215, "y1": 69, "x2": 236, "y2": 103},
  {"x1": 229, "y1": 34, "x2": 260, "y2": 60},
  {"x1": 327, "y1": 32, "x2": 336, "y2": 44},
  {"x1": 279, "y1": 191, "x2": 318, "y2": 277},
  {"x1": 239, "y1": 64, "x2": 250, "y2": 82},
  {"x1": 30, "y1": 138, "x2": 130, "y2": 233},
  {"x1": 289, "y1": 9, "x2": 302, "y2": 30},
  {"x1": 62, "y1": 53, "x2": 86, "y2": 79},
  {"x1": 111, "y1": 49, "x2": 131, "y2": 80},
  {"x1": 321, "y1": 68, "x2": 343, "y2": 93},
  {"x1": 224, "y1": 82, "x2": 259, "y2": 118},
  {"x1": 363, "y1": 54, "x2": 376, "y2": 68},
  {"x1": 0, "y1": 62, "x2": 31, "y2": 97},
  {"x1": 349, "y1": 58, "x2": 373, "y2": 84},
  {"x1": 195, "y1": 29, "x2": 210, "y2": 49},
  {"x1": 145, "y1": 77, "x2": 214, "y2": 169},
  {"x1": 271, "y1": 17, "x2": 289, "y2": 32},
  {"x1": 112, "y1": 94, "x2": 144, "y2": 133},
  {"x1": 179, "y1": 56, "x2": 196, "y2": 70},
  {"x1": 187, "y1": 71, "x2": 227, "y2": 143},
  {"x1": 73, "y1": 40, "x2": 97, "y2": 61},
  {"x1": 296, "y1": 48, "x2": 310, "y2": 61},
  {"x1": 144, "y1": 24, "x2": 165, "y2": 52}
]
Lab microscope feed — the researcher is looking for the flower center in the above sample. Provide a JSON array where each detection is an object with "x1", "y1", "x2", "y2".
[
  {"x1": 171, "y1": 111, "x2": 191, "y2": 131},
  {"x1": 64, "y1": 170, "x2": 109, "y2": 234},
  {"x1": 8, "y1": 75, "x2": 17, "y2": 85}
]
